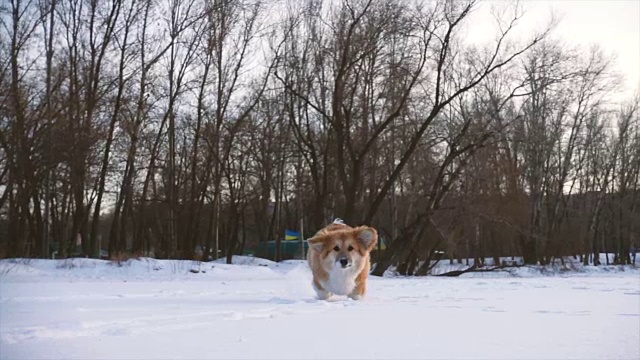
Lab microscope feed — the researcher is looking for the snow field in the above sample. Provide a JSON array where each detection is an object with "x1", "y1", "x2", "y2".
[{"x1": 0, "y1": 257, "x2": 638, "y2": 359}]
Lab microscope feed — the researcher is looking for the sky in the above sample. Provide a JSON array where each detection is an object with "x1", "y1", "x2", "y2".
[{"x1": 465, "y1": 0, "x2": 640, "y2": 101}]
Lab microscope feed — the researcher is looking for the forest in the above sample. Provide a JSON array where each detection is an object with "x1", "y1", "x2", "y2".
[{"x1": 1, "y1": 0, "x2": 638, "y2": 275}]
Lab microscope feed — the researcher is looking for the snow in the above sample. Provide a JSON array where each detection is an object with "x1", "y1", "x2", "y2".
[{"x1": 1, "y1": 257, "x2": 639, "y2": 360}]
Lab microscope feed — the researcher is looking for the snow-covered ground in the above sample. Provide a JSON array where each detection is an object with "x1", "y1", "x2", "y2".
[{"x1": 1, "y1": 257, "x2": 639, "y2": 360}]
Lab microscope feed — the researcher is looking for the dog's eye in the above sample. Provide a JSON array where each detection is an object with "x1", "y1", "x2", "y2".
[
  {"x1": 347, "y1": 245, "x2": 354, "y2": 251},
  {"x1": 333, "y1": 246, "x2": 340, "y2": 252}
]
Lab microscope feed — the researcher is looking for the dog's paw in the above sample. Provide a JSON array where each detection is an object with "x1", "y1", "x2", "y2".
[
  {"x1": 348, "y1": 293, "x2": 364, "y2": 300},
  {"x1": 316, "y1": 291, "x2": 332, "y2": 300}
]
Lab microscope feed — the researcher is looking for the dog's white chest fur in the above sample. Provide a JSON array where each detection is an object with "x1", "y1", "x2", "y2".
[{"x1": 322, "y1": 268, "x2": 358, "y2": 296}]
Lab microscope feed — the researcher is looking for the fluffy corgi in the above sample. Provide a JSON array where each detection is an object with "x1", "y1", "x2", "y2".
[{"x1": 307, "y1": 219, "x2": 378, "y2": 300}]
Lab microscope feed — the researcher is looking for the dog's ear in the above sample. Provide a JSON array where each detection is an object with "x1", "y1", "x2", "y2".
[
  {"x1": 307, "y1": 236, "x2": 326, "y2": 252},
  {"x1": 355, "y1": 226, "x2": 377, "y2": 250}
]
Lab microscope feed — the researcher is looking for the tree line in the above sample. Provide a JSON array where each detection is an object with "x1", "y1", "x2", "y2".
[{"x1": 1, "y1": 0, "x2": 638, "y2": 273}]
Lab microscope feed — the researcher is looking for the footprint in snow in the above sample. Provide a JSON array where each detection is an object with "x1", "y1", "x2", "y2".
[
  {"x1": 482, "y1": 307, "x2": 506, "y2": 313},
  {"x1": 267, "y1": 297, "x2": 299, "y2": 304}
]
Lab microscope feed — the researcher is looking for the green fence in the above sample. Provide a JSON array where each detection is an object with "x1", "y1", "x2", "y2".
[{"x1": 254, "y1": 240, "x2": 309, "y2": 260}]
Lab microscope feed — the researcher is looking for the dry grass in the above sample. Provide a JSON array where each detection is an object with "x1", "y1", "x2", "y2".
[{"x1": 109, "y1": 251, "x2": 143, "y2": 264}]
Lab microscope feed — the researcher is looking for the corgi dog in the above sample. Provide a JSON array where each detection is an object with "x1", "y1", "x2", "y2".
[{"x1": 307, "y1": 219, "x2": 378, "y2": 300}]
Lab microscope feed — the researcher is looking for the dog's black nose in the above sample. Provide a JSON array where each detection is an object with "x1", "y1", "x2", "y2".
[{"x1": 339, "y1": 258, "x2": 349, "y2": 267}]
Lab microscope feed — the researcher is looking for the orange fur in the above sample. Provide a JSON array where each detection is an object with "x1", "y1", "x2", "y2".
[{"x1": 307, "y1": 222, "x2": 377, "y2": 300}]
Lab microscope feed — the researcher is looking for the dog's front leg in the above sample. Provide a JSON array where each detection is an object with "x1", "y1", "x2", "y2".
[
  {"x1": 348, "y1": 282, "x2": 365, "y2": 300},
  {"x1": 313, "y1": 279, "x2": 332, "y2": 300},
  {"x1": 348, "y1": 268, "x2": 368, "y2": 300}
]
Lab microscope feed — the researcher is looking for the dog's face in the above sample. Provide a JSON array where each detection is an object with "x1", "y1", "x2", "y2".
[{"x1": 308, "y1": 226, "x2": 377, "y2": 272}]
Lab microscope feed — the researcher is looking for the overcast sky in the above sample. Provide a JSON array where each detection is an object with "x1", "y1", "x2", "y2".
[{"x1": 464, "y1": 0, "x2": 639, "y2": 101}]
